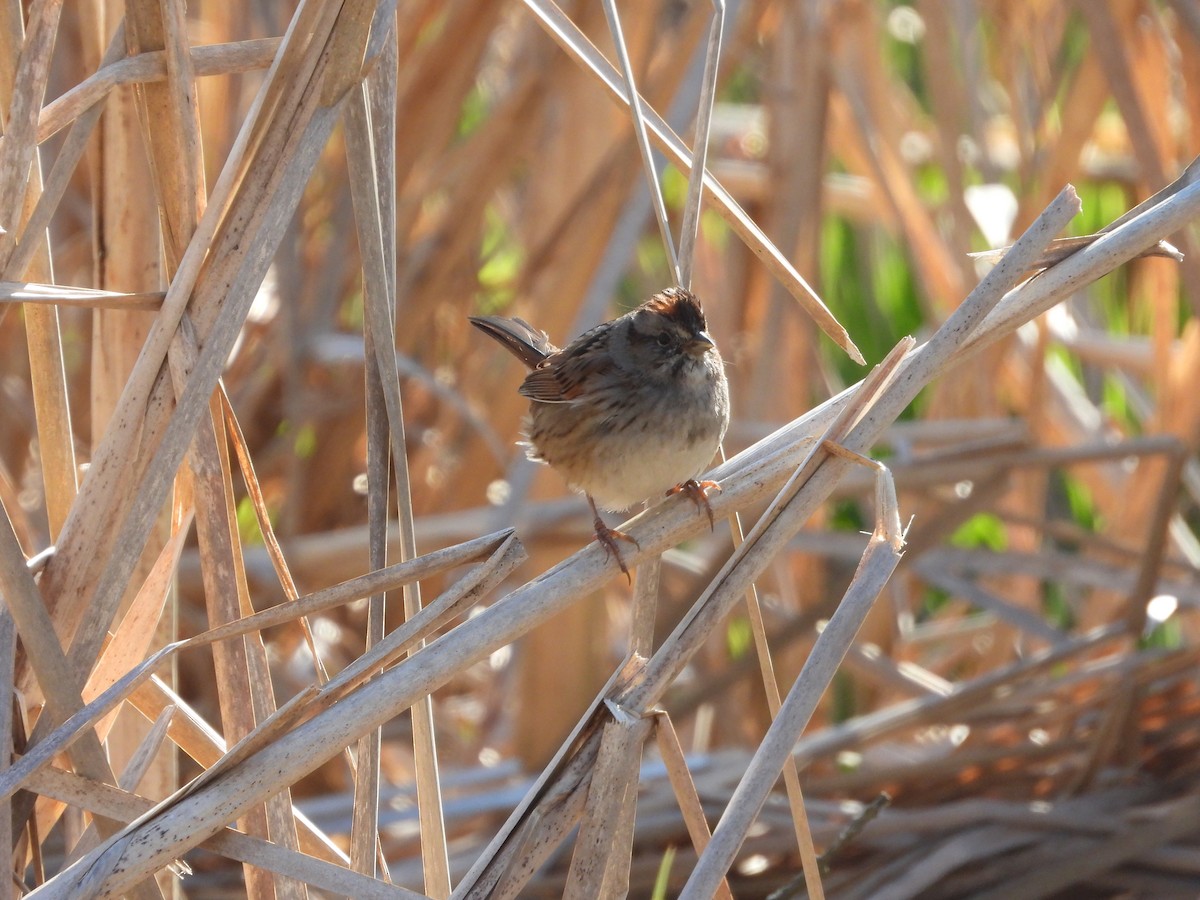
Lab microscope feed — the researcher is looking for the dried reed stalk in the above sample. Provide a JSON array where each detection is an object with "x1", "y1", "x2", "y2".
[{"x1": 4, "y1": 2, "x2": 1200, "y2": 898}]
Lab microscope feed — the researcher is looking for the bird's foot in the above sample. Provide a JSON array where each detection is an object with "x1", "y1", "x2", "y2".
[
  {"x1": 587, "y1": 495, "x2": 640, "y2": 583},
  {"x1": 593, "y1": 516, "x2": 639, "y2": 583},
  {"x1": 667, "y1": 479, "x2": 721, "y2": 529}
]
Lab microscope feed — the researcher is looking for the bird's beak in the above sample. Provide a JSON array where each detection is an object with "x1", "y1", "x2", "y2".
[{"x1": 685, "y1": 331, "x2": 716, "y2": 357}]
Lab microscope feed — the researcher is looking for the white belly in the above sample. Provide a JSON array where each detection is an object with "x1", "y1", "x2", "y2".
[
  {"x1": 548, "y1": 428, "x2": 721, "y2": 511},
  {"x1": 524, "y1": 351, "x2": 729, "y2": 510}
]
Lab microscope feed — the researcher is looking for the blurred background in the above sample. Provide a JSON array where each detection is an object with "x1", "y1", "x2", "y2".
[{"x1": 7, "y1": 0, "x2": 1200, "y2": 896}]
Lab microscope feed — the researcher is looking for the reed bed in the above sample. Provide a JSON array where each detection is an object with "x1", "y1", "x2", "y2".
[{"x1": 2, "y1": 1, "x2": 1200, "y2": 898}]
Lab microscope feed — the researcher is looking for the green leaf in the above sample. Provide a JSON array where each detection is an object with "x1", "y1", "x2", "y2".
[
  {"x1": 650, "y1": 846, "x2": 677, "y2": 900},
  {"x1": 950, "y1": 513, "x2": 1008, "y2": 551},
  {"x1": 235, "y1": 496, "x2": 266, "y2": 547},
  {"x1": 726, "y1": 616, "x2": 752, "y2": 661}
]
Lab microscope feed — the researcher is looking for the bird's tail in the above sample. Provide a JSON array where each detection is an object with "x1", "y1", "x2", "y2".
[{"x1": 468, "y1": 315, "x2": 556, "y2": 370}]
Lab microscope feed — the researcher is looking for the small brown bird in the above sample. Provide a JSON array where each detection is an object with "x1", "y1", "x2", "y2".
[{"x1": 470, "y1": 286, "x2": 730, "y2": 579}]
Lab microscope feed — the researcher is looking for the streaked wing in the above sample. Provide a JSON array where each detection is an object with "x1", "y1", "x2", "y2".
[{"x1": 518, "y1": 328, "x2": 612, "y2": 403}]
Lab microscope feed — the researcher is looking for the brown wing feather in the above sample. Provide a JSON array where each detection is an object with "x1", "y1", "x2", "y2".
[
  {"x1": 518, "y1": 327, "x2": 613, "y2": 403},
  {"x1": 517, "y1": 366, "x2": 573, "y2": 402},
  {"x1": 472, "y1": 313, "x2": 617, "y2": 403}
]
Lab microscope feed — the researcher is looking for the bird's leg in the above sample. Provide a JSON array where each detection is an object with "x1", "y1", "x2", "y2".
[
  {"x1": 667, "y1": 479, "x2": 721, "y2": 529},
  {"x1": 587, "y1": 495, "x2": 639, "y2": 583}
]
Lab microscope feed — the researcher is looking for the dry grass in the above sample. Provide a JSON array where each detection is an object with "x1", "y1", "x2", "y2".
[{"x1": 3, "y1": 1, "x2": 1200, "y2": 898}]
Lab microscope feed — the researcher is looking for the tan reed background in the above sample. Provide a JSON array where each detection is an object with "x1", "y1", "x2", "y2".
[{"x1": 3, "y1": 1, "x2": 1200, "y2": 897}]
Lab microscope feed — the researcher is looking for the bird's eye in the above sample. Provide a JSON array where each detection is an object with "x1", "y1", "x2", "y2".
[{"x1": 656, "y1": 333, "x2": 671, "y2": 347}]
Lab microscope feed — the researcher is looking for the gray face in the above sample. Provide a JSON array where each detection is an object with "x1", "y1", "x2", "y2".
[{"x1": 626, "y1": 296, "x2": 717, "y2": 381}]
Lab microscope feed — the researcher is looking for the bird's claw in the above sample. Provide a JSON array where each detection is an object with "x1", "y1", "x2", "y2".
[
  {"x1": 668, "y1": 479, "x2": 721, "y2": 529},
  {"x1": 593, "y1": 517, "x2": 639, "y2": 583}
]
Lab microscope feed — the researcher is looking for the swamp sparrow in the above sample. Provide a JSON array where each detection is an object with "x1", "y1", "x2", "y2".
[{"x1": 470, "y1": 286, "x2": 730, "y2": 579}]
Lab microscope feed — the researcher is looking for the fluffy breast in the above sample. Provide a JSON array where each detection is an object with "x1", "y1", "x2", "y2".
[{"x1": 524, "y1": 354, "x2": 729, "y2": 510}]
